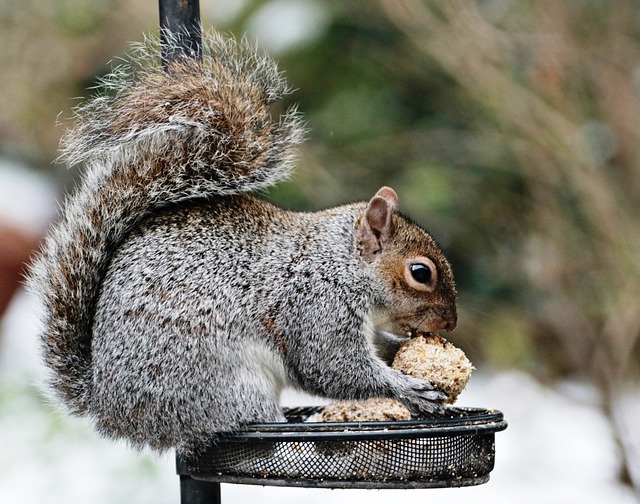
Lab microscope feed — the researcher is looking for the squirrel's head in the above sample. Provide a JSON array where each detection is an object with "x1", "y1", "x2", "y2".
[{"x1": 355, "y1": 186, "x2": 457, "y2": 336}]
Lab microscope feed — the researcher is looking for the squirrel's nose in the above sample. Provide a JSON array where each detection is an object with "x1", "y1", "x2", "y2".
[
  {"x1": 444, "y1": 317, "x2": 457, "y2": 332},
  {"x1": 432, "y1": 317, "x2": 456, "y2": 332},
  {"x1": 444, "y1": 308, "x2": 458, "y2": 332},
  {"x1": 433, "y1": 311, "x2": 457, "y2": 332}
]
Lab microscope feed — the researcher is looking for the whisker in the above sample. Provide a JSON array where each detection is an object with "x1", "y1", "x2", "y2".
[{"x1": 414, "y1": 312, "x2": 431, "y2": 336}]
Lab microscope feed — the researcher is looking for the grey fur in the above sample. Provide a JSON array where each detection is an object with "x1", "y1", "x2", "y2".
[{"x1": 27, "y1": 31, "x2": 457, "y2": 454}]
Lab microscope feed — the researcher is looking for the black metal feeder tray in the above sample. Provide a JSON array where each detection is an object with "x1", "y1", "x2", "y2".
[{"x1": 177, "y1": 405, "x2": 507, "y2": 500}]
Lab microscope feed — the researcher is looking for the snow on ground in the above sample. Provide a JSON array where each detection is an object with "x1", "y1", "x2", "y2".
[
  {"x1": 1, "y1": 161, "x2": 638, "y2": 503},
  {"x1": 0, "y1": 160, "x2": 58, "y2": 231}
]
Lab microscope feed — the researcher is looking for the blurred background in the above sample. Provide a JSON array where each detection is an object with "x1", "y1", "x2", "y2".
[{"x1": 1, "y1": 0, "x2": 639, "y2": 502}]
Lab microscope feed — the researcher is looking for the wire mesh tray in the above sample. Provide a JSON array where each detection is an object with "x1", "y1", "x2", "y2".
[{"x1": 177, "y1": 406, "x2": 507, "y2": 489}]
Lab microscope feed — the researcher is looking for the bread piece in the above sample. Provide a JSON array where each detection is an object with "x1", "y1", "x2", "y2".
[
  {"x1": 317, "y1": 397, "x2": 411, "y2": 422},
  {"x1": 392, "y1": 334, "x2": 473, "y2": 404}
]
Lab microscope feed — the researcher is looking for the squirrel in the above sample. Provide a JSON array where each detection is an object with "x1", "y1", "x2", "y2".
[{"x1": 27, "y1": 31, "x2": 458, "y2": 455}]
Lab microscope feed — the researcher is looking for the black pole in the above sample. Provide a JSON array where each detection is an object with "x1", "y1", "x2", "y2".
[
  {"x1": 159, "y1": 0, "x2": 202, "y2": 66},
  {"x1": 177, "y1": 455, "x2": 222, "y2": 504},
  {"x1": 180, "y1": 476, "x2": 221, "y2": 504}
]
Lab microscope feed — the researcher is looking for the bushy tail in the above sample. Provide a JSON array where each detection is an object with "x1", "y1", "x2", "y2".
[{"x1": 27, "y1": 30, "x2": 304, "y2": 414}]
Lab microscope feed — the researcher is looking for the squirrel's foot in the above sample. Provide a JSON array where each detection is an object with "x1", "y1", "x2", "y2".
[{"x1": 395, "y1": 374, "x2": 448, "y2": 417}]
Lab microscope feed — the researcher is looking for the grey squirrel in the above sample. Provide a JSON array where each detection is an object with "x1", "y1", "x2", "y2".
[{"x1": 28, "y1": 31, "x2": 457, "y2": 454}]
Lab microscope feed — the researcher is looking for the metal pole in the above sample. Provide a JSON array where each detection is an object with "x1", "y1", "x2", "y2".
[
  {"x1": 159, "y1": 0, "x2": 211, "y2": 500},
  {"x1": 180, "y1": 476, "x2": 222, "y2": 504},
  {"x1": 159, "y1": 0, "x2": 202, "y2": 66},
  {"x1": 177, "y1": 455, "x2": 222, "y2": 504}
]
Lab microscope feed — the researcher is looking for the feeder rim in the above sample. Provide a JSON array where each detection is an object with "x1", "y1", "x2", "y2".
[{"x1": 213, "y1": 406, "x2": 507, "y2": 443}]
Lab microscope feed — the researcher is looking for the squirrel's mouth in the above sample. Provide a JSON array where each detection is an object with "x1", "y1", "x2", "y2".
[
  {"x1": 399, "y1": 324, "x2": 435, "y2": 339},
  {"x1": 372, "y1": 307, "x2": 454, "y2": 337},
  {"x1": 396, "y1": 315, "x2": 453, "y2": 337}
]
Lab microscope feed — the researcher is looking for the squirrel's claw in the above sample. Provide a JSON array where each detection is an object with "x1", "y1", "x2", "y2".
[{"x1": 397, "y1": 375, "x2": 448, "y2": 417}]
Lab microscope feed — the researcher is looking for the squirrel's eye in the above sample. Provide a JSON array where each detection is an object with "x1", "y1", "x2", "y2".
[
  {"x1": 404, "y1": 257, "x2": 438, "y2": 291},
  {"x1": 410, "y1": 263, "x2": 432, "y2": 284}
]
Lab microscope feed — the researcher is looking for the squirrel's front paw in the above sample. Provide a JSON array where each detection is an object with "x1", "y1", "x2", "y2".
[{"x1": 397, "y1": 375, "x2": 447, "y2": 416}]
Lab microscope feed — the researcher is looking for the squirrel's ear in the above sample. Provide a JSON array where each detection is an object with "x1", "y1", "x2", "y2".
[{"x1": 357, "y1": 186, "x2": 399, "y2": 259}]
